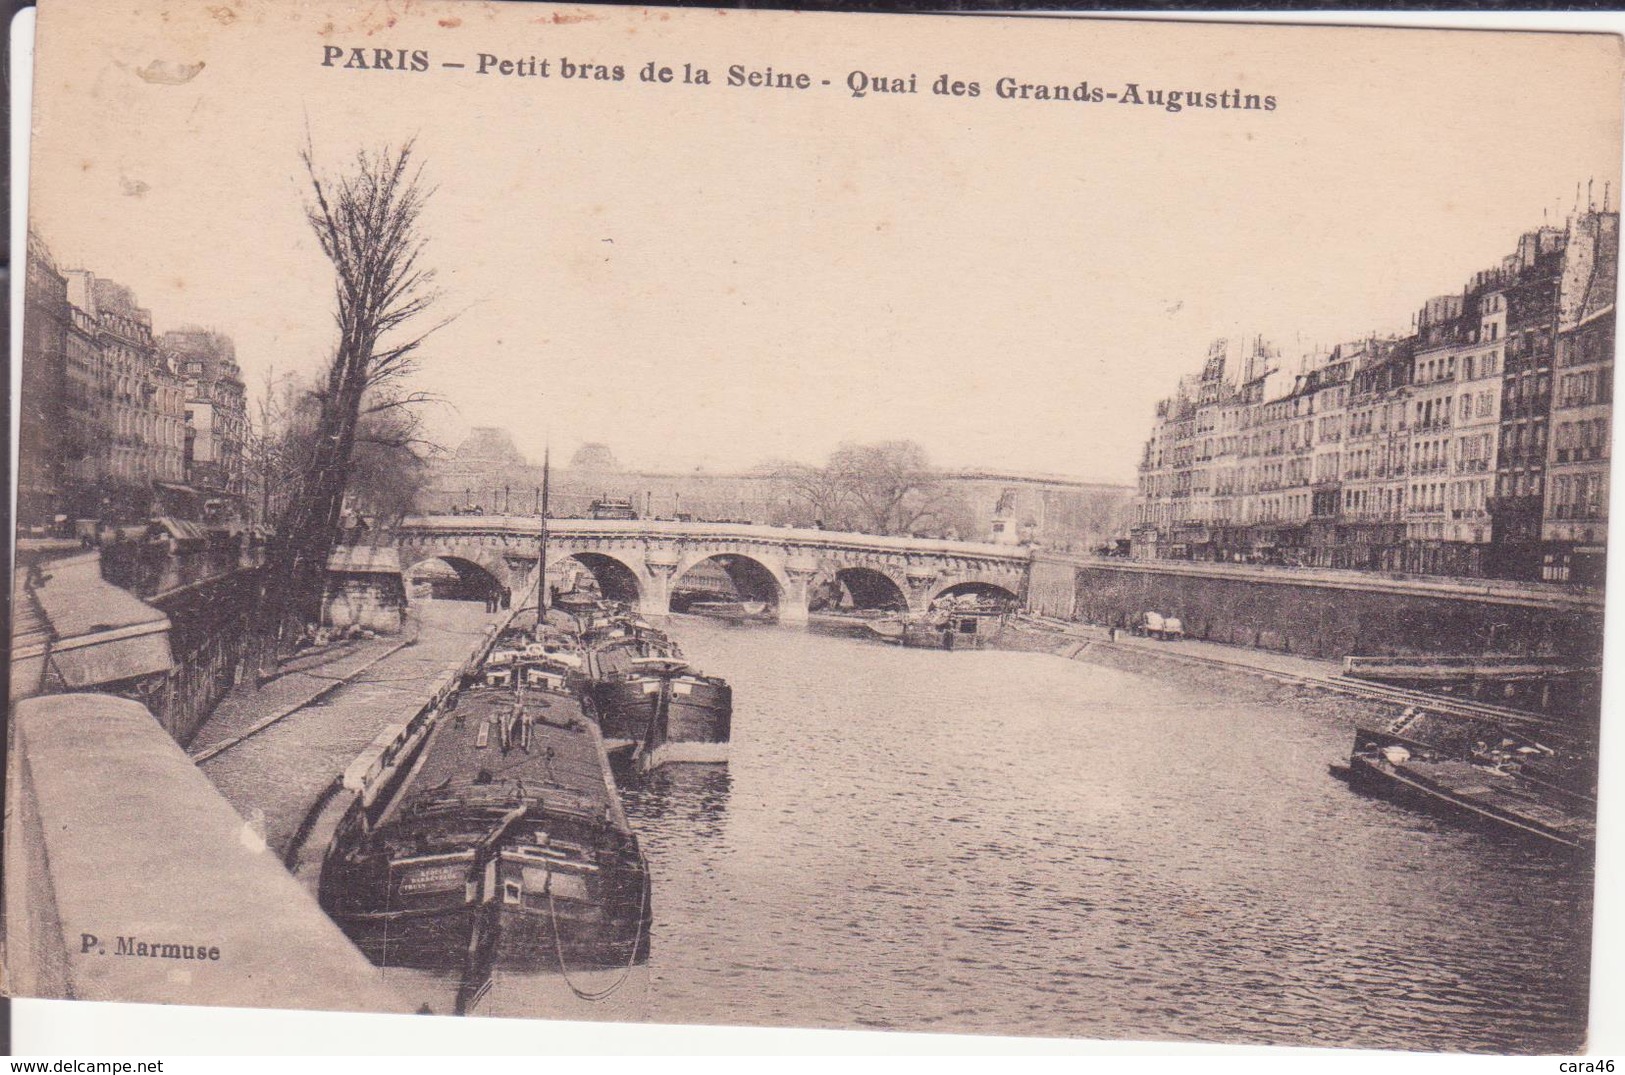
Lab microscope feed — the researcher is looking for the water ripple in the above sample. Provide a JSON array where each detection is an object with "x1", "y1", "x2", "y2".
[{"x1": 484, "y1": 619, "x2": 1591, "y2": 1051}]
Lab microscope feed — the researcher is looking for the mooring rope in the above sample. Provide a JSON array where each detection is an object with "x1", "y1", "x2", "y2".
[{"x1": 545, "y1": 866, "x2": 649, "y2": 1002}]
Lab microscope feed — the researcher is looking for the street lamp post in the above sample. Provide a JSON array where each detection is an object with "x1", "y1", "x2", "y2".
[{"x1": 537, "y1": 444, "x2": 550, "y2": 613}]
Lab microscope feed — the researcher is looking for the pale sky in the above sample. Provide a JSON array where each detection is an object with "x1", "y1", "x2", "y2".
[{"x1": 26, "y1": 2, "x2": 1624, "y2": 484}]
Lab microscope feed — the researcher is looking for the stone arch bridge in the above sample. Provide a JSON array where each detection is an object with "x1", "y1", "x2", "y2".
[{"x1": 395, "y1": 515, "x2": 1032, "y2": 623}]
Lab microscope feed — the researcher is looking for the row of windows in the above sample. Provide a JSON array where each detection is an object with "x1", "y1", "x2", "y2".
[
  {"x1": 1145, "y1": 465, "x2": 1551, "y2": 528},
  {"x1": 1557, "y1": 367, "x2": 1614, "y2": 409},
  {"x1": 1550, "y1": 474, "x2": 1608, "y2": 519},
  {"x1": 1501, "y1": 421, "x2": 1548, "y2": 459},
  {"x1": 1556, "y1": 325, "x2": 1614, "y2": 369},
  {"x1": 1161, "y1": 431, "x2": 1501, "y2": 496},
  {"x1": 1553, "y1": 417, "x2": 1611, "y2": 461}
]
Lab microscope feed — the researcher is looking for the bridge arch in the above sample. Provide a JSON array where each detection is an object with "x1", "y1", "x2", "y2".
[
  {"x1": 558, "y1": 551, "x2": 644, "y2": 605},
  {"x1": 406, "y1": 554, "x2": 509, "y2": 602},
  {"x1": 928, "y1": 577, "x2": 1021, "y2": 607},
  {"x1": 831, "y1": 566, "x2": 908, "y2": 611},
  {"x1": 669, "y1": 552, "x2": 789, "y2": 615}
]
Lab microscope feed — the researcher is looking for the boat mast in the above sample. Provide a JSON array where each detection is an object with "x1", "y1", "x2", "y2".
[{"x1": 538, "y1": 442, "x2": 551, "y2": 612}]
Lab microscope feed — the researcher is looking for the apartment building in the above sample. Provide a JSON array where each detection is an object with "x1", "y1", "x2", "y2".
[{"x1": 1132, "y1": 212, "x2": 1617, "y2": 584}]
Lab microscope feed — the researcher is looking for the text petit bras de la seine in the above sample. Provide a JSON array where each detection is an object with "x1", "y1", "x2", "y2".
[{"x1": 320, "y1": 46, "x2": 1281, "y2": 113}]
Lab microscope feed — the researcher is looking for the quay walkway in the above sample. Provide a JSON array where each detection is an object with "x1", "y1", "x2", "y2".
[
  {"x1": 1023, "y1": 614, "x2": 1338, "y2": 681},
  {"x1": 1020, "y1": 615, "x2": 1589, "y2": 747},
  {"x1": 196, "y1": 600, "x2": 506, "y2": 858}
]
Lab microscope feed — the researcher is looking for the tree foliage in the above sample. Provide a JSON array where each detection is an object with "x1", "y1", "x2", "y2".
[{"x1": 248, "y1": 368, "x2": 436, "y2": 533}]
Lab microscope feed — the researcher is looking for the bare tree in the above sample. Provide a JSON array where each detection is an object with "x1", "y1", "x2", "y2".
[
  {"x1": 247, "y1": 138, "x2": 446, "y2": 676},
  {"x1": 829, "y1": 440, "x2": 957, "y2": 536},
  {"x1": 767, "y1": 441, "x2": 955, "y2": 535},
  {"x1": 345, "y1": 393, "x2": 443, "y2": 527},
  {"x1": 245, "y1": 364, "x2": 306, "y2": 529},
  {"x1": 764, "y1": 458, "x2": 854, "y2": 529},
  {"x1": 249, "y1": 370, "x2": 439, "y2": 535}
]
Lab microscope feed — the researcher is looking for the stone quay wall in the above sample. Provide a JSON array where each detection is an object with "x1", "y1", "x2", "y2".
[
  {"x1": 145, "y1": 568, "x2": 260, "y2": 746},
  {"x1": 1032, "y1": 553, "x2": 1604, "y2": 663}
]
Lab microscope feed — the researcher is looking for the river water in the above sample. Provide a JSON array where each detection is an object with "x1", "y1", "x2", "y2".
[{"x1": 409, "y1": 614, "x2": 1594, "y2": 1051}]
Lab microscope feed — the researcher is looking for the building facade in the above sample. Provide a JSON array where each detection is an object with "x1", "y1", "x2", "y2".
[
  {"x1": 1544, "y1": 210, "x2": 1618, "y2": 585},
  {"x1": 18, "y1": 234, "x2": 216, "y2": 531},
  {"x1": 63, "y1": 271, "x2": 188, "y2": 494},
  {"x1": 1339, "y1": 337, "x2": 1414, "y2": 570},
  {"x1": 1489, "y1": 227, "x2": 1568, "y2": 579},
  {"x1": 1134, "y1": 211, "x2": 1618, "y2": 586},
  {"x1": 159, "y1": 328, "x2": 249, "y2": 503},
  {"x1": 19, "y1": 233, "x2": 70, "y2": 528}
]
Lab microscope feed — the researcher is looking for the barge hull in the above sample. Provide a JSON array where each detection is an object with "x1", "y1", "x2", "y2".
[{"x1": 1343, "y1": 739, "x2": 1592, "y2": 852}]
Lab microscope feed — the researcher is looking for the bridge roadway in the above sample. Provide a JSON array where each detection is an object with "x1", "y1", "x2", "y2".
[{"x1": 396, "y1": 515, "x2": 1034, "y2": 622}]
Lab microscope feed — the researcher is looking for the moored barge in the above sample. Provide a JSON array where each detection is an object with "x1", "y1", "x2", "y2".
[
  {"x1": 583, "y1": 628, "x2": 732, "y2": 771},
  {"x1": 318, "y1": 648, "x2": 652, "y2": 997},
  {"x1": 1334, "y1": 725, "x2": 1596, "y2": 852},
  {"x1": 868, "y1": 596, "x2": 1014, "y2": 650}
]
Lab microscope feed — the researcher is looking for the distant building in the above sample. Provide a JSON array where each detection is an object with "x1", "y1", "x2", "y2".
[
  {"x1": 64, "y1": 298, "x2": 107, "y2": 495},
  {"x1": 1543, "y1": 210, "x2": 1618, "y2": 585},
  {"x1": 1488, "y1": 226, "x2": 1569, "y2": 579},
  {"x1": 159, "y1": 328, "x2": 249, "y2": 504},
  {"x1": 1132, "y1": 211, "x2": 1618, "y2": 586},
  {"x1": 17, "y1": 236, "x2": 234, "y2": 529},
  {"x1": 63, "y1": 271, "x2": 187, "y2": 500},
  {"x1": 1340, "y1": 337, "x2": 1414, "y2": 570},
  {"x1": 1405, "y1": 292, "x2": 1477, "y2": 575},
  {"x1": 419, "y1": 431, "x2": 1135, "y2": 549}
]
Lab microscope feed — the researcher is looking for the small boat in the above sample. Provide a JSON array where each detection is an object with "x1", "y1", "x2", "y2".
[
  {"x1": 319, "y1": 652, "x2": 651, "y2": 1005},
  {"x1": 1338, "y1": 727, "x2": 1595, "y2": 852},
  {"x1": 682, "y1": 598, "x2": 774, "y2": 623},
  {"x1": 883, "y1": 596, "x2": 1012, "y2": 650}
]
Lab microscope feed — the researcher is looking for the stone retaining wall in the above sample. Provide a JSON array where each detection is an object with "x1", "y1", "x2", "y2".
[{"x1": 1051, "y1": 559, "x2": 1603, "y2": 662}]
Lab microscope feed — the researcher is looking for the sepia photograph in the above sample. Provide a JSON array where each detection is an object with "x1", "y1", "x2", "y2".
[{"x1": 5, "y1": 0, "x2": 1622, "y2": 1056}]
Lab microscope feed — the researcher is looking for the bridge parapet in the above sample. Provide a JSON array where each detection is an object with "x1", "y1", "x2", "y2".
[{"x1": 399, "y1": 514, "x2": 1027, "y2": 557}]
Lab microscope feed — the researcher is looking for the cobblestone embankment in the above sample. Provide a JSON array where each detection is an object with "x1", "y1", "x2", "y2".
[{"x1": 197, "y1": 601, "x2": 506, "y2": 857}]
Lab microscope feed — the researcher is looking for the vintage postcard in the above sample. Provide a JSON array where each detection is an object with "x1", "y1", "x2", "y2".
[{"x1": 7, "y1": 0, "x2": 1621, "y2": 1054}]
